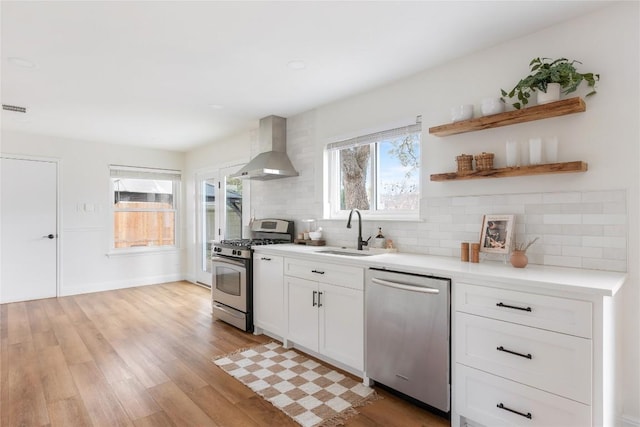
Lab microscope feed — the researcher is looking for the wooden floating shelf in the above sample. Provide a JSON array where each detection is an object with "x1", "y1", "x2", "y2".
[
  {"x1": 430, "y1": 161, "x2": 588, "y2": 181},
  {"x1": 428, "y1": 97, "x2": 586, "y2": 137}
]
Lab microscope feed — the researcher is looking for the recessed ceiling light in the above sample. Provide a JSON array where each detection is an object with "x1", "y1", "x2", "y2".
[
  {"x1": 287, "y1": 60, "x2": 306, "y2": 70},
  {"x1": 208, "y1": 104, "x2": 224, "y2": 109},
  {"x1": 7, "y1": 57, "x2": 37, "y2": 69}
]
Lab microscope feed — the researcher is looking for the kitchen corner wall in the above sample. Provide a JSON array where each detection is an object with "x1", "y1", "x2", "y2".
[
  {"x1": 1, "y1": 130, "x2": 186, "y2": 295},
  {"x1": 245, "y1": 3, "x2": 639, "y2": 424}
]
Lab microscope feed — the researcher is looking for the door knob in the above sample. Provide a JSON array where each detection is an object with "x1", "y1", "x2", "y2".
[{"x1": 43, "y1": 234, "x2": 55, "y2": 239}]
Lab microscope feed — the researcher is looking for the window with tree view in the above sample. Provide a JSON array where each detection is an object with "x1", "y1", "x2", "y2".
[
  {"x1": 328, "y1": 122, "x2": 421, "y2": 217},
  {"x1": 110, "y1": 166, "x2": 180, "y2": 249}
]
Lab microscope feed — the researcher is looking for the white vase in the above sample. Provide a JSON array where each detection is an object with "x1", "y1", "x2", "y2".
[{"x1": 537, "y1": 82, "x2": 561, "y2": 105}]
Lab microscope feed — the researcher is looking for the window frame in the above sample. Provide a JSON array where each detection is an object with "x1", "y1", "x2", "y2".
[
  {"x1": 326, "y1": 123, "x2": 422, "y2": 221},
  {"x1": 108, "y1": 165, "x2": 181, "y2": 255}
]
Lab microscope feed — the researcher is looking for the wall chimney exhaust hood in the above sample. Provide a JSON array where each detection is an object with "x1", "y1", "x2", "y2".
[{"x1": 230, "y1": 115, "x2": 298, "y2": 180}]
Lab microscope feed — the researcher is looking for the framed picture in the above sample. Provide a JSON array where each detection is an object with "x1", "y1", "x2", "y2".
[{"x1": 480, "y1": 214, "x2": 514, "y2": 254}]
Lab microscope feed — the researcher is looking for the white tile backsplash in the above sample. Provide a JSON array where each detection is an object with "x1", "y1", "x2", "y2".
[{"x1": 250, "y1": 111, "x2": 628, "y2": 273}]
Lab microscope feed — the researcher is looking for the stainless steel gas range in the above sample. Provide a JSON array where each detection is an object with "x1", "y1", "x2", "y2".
[{"x1": 211, "y1": 219, "x2": 294, "y2": 332}]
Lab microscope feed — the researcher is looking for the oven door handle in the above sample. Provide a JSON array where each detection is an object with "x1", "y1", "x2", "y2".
[
  {"x1": 211, "y1": 255, "x2": 246, "y2": 268},
  {"x1": 212, "y1": 303, "x2": 245, "y2": 319}
]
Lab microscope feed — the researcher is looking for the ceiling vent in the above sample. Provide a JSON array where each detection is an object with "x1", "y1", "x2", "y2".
[{"x1": 2, "y1": 104, "x2": 27, "y2": 113}]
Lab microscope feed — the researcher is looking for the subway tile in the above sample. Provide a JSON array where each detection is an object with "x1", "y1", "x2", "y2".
[
  {"x1": 603, "y1": 248, "x2": 627, "y2": 260},
  {"x1": 603, "y1": 225, "x2": 627, "y2": 236},
  {"x1": 581, "y1": 190, "x2": 626, "y2": 203},
  {"x1": 561, "y1": 224, "x2": 603, "y2": 236},
  {"x1": 452, "y1": 196, "x2": 480, "y2": 206},
  {"x1": 544, "y1": 255, "x2": 582, "y2": 268},
  {"x1": 582, "y1": 258, "x2": 627, "y2": 272},
  {"x1": 425, "y1": 197, "x2": 452, "y2": 207},
  {"x1": 543, "y1": 234, "x2": 583, "y2": 246},
  {"x1": 543, "y1": 214, "x2": 582, "y2": 225},
  {"x1": 582, "y1": 236, "x2": 626, "y2": 249},
  {"x1": 543, "y1": 192, "x2": 581, "y2": 203},
  {"x1": 428, "y1": 247, "x2": 453, "y2": 257},
  {"x1": 561, "y1": 246, "x2": 603, "y2": 258},
  {"x1": 603, "y1": 202, "x2": 627, "y2": 214},
  {"x1": 426, "y1": 214, "x2": 453, "y2": 223},
  {"x1": 524, "y1": 214, "x2": 543, "y2": 224},
  {"x1": 582, "y1": 214, "x2": 626, "y2": 225},
  {"x1": 505, "y1": 193, "x2": 543, "y2": 205},
  {"x1": 527, "y1": 224, "x2": 563, "y2": 234}
]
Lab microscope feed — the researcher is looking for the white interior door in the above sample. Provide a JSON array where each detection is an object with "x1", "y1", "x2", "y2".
[{"x1": 1, "y1": 157, "x2": 58, "y2": 303}]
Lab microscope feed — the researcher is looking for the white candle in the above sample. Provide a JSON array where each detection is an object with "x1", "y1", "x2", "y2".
[
  {"x1": 529, "y1": 138, "x2": 542, "y2": 165},
  {"x1": 506, "y1": 140, "x2": 519, "y2": 167},
  {"x1": 545, "y1": 136, "x2": 558, "y2": 163}
]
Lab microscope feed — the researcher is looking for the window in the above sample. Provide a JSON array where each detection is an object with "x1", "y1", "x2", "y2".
[
  {"x1": 110, "y1": 166, "x2": 181, "y2": 250},
  {"x1": 327, "y1": 121, "x2": 421, "y2": 218}
]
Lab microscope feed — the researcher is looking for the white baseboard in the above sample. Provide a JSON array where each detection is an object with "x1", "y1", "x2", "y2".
[
  {"x1": 60, "y1": 273, "x2": 186, "y2": 296},
  {"x1": 622, "y1": 414, "x2": 640, "y2": 427}
]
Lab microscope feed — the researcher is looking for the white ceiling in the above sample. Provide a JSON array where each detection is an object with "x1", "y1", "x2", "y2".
[{"x1": 1, "y1": 1, "x2": 611, "y2": 152}]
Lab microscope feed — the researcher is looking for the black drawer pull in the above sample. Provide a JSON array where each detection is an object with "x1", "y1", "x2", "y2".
[
  {"x1": 496, "y1": 302, "x2": 532, "y2": 312},
  {"x1": 311, "y1": 269, "x2": 325, "y2": 275},
  {"x1": 497, "y1": 403, "x2": 532, "y2": 419},
  {"x1": 497, "y1": 346, "x2": 532, "y2": 359},
  {"x1": 261, "y1": 257, "x2": 272, "y2": 261}
]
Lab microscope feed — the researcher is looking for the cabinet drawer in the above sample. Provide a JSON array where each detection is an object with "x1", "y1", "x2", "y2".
[
  {"x1": 284, "y1": 258, "x2": 363, "y2": 290},
  {"x1": 456, "y1": 282, "x2": 592, "y2": 338},
  {"x1": 456, "y1": 312, "x2": 591, "y2": 404},
  {"x1": 455, "y1": 364, "x2": 591, "y2": 427}
]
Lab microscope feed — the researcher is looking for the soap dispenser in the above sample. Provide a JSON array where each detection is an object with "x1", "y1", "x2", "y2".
[{"x1": 372, "y1": 227, "x2": 386, "y2": 248}]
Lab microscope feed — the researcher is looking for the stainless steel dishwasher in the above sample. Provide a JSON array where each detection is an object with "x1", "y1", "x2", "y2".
[{"x1": 365, "y1": 267, "x2": 450, "y2": 413}]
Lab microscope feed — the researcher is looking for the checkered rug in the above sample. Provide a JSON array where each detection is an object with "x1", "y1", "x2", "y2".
[{"x1": 213, "y1": 342, "x2": 378, "y2": 427}]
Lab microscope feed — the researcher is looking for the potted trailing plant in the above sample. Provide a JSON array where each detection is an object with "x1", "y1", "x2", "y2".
[{"x1": 501, "y1": 57, "x2": 600, "y2": 109}]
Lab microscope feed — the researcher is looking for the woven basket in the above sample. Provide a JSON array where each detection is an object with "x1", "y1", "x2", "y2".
[
  {"x1": 474, "y1": 152, "x2": 494, "y2": 171},
  {"x1": 456, "y1": 154, "x2": 474, "y2": 174}
]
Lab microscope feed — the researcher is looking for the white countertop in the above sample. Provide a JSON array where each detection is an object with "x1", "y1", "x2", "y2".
[{"x1": 253, "y1": 244, "x2": 627, "y2": 297}]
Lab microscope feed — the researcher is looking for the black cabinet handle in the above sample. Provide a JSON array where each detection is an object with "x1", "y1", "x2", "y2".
[
  {"x1": 312, "y1": 291, "x2": 317, "y2": 307},
  {"x1": 497, "y1": 403, "x2": 532, "y2": 419},
  {"x1": 497, "y1": 346, "x2": 532, "y2": 359},
  {"x1": 260, "y1": 257, "x2": 272, "y2": 261},
  {"x1": 496, "y1": 302, "x2": 532, "y2": 312},
  {"x1": 311, "y1": 269, "x2": 325, "y2": 275},
  {"x1": 318, "y1": 291, "x2": 323, "y2": 307}
]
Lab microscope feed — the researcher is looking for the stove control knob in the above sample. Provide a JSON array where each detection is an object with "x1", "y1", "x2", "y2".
[{"x1": 232, "y1": 249, "x2": 237, "y2": 255}]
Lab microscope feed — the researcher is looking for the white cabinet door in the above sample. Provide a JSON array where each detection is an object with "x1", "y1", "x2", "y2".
[
  {"x1": 253, "y1": 254, "x2": 285, "y2": 335},
  {"x1": 319, "y1": 282, "x2": 364, "y2": 371},
  {"x1": 287, "y1": 276, "x2": 319, "y2": 352}
]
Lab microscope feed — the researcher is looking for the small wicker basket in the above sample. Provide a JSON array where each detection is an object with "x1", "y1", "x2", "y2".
[
  {"x1": 456, "y1": 154, "x2": 474, "y2": 174},
  {"x1": 474, "y1": 152, "x2": 494, "y2": 171}
]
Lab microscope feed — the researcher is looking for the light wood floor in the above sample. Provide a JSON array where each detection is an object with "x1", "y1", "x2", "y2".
[{"x1": 0, "y1": 281, "x2": 450, "y2": 427}]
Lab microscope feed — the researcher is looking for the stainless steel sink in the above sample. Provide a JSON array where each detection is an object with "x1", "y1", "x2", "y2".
[{"x1": 316, "y1": 249, "x2": 374, "y2": 257}]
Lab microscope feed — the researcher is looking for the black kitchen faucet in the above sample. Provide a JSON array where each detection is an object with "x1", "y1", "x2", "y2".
[{"x1": 347, "y1": 208, "x2": 370, "y2": 250}]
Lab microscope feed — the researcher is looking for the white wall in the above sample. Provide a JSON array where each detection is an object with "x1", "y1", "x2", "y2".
[
  {"x1": 190, "y1": 3, "x2": 639, "y2": 422},
  {"x1": 1, "y1": 130, "x2": 186, "y2": 295}
]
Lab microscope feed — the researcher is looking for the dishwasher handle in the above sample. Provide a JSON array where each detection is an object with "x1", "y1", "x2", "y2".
[{"x1": 371, "y1": 277, "x2": 440, "y2": 294}]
